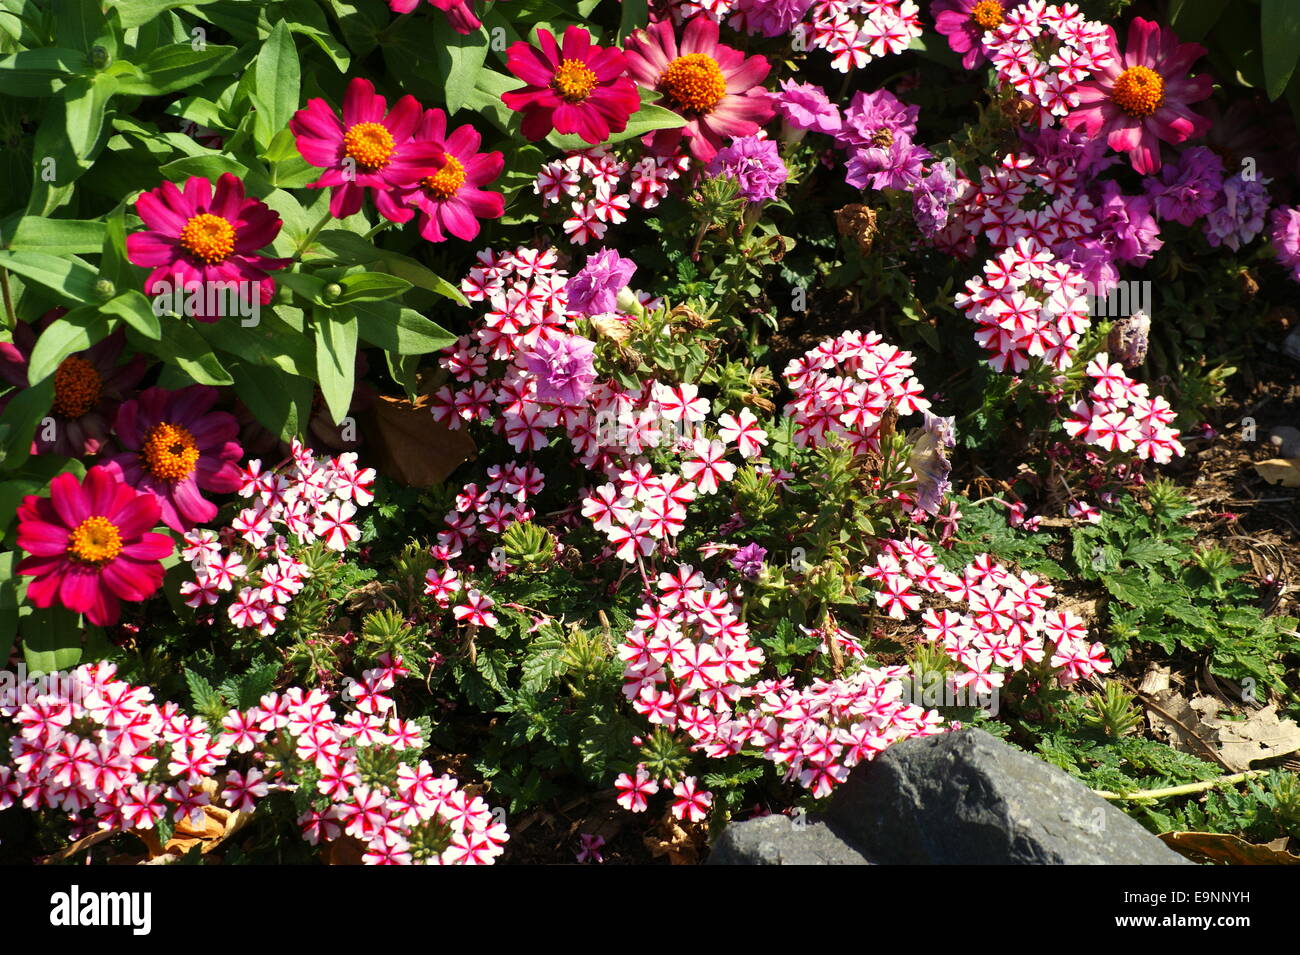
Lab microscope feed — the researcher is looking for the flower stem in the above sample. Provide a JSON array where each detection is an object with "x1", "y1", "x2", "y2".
[
  {"x1": 295, "y1": 211, "x2": 334, "y2": 258},
  {"x1": 1094, "y1": 770, "x2": 1268, "y2": 801},
  {"x1": 0, "y1": 268, "x2": 15, "y2": 332}
]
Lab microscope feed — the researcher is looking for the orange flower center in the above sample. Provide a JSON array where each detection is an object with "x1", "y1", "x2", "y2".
[
  {"x1": 970, "y1": 0, "x2": 1004, "y2": 30},
  {"x1": 1111, "y1": 65, "x2": 1164, "y2": 117},
  {"x1": 52, "y1": 355, "x2": 103, "y2": 418},
  {"x1": 179, "y1": 213, "x2": 236, "y2": 264},
  {"x1": 552, "y1": 59, "x2": 599, "y2": 103},
  {"x1": 67, "y1": 515, "x2": 123, "y2": 565},
  {"x1": 141, "y1": 421, "x2": 200, "y2": 482},
  {"x1": 423, "y1": 154, "x2": 466, "y2": 199},
  {"x1": 343, "y1": 121, "x2": 395, "y2": 171},
  {"x1": 660, "y1": 53, "x2": 727, "y2": 115}
]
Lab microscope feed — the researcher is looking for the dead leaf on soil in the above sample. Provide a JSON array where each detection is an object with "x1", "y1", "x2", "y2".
[
  {"x1": 1160, "y1": 831, "x2": 1300, "y2": 865},
  {"x1": 360, "y1": 393, "x2": 476, "y2": 487},
  {"x1": 1147, "y1": 690, "x2": 1300, "y2": 772},
  {"x1": 1253, "y1": 458, "x2": 1300, "y2": 488},
  {"x1": 644, "y1": 814, "x2": 706, "y2": 865}
]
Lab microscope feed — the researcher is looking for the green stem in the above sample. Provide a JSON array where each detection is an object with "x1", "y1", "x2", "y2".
[
  {"x1": 0, "y1": 268, "x2": 15, "y2": 332},
  {"x1": 1094, "y1": 770, "x2": 1269, "y2": 802},
  {"x1": 295, "y1": 211, "x2": 334, "y2": 258},
  {"x1": 364, "y1": 220, "x2": 393, "y2": 241}
]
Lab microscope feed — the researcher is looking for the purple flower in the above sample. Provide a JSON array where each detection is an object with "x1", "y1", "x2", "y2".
[
  {"x1": 708, "y1": 135, "x2": 789, "y2": 202},
  {"x1": 731, "y1": 0, "x2": 816, "y2": 37},
  {"x1": 773, "y1": 79, "x2": 841, "y2": 136},
  {"x1": 1270, "y1": 205, "x2": 1300, "y2": 282},
  {"x1": 566, "y1": 248, "x2": 637, "y2": 316},
  {"x1": 913, "y1": 161, "x2": 962, "y2": 237},
  {"x1": 1143, "y1": 146, "x2": 1224, "y2": 226},
  {"x1": 1059, "y1": 237, "x2": 1120, "y2": 295},
  {"x1": 1097, "y1": 182, "x2": 1163, "y2": 267},
  {"x1": 907, "y1": 413, "x2": 954, "y2": 516},
  {"x1": 845, "y1": 131, "x2": 930, "y2": 192},
  {"x1": 837, "y1": 90, "x2": 918, "y2": 151},
  {"x1": 1204, "y1": 173, "x2": 1272, "y2": 252},
  {"x1": 730, "y1": 542, "x2": 767, "y2": 579},
  {"x1": 521, "y1": 333, "x2": 597, "y2": 406}
]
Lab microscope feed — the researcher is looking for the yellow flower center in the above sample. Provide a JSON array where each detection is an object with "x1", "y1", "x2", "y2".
[
  {"x1": 141, "y1": 421, "x2": 200, "y2": 482},
  {"x1": 67, "y1": 515, "x2": 123, "y2": 565},
  {"x1": 970, "y1": 0, "x2": 1004, "y2": 30},
  {"x1": 870, "y1": 128, "x2": 894, "y2": 148},
  {"x1": 552, "y1": 59, "x2": 599, "y2": 103},
  {"x1": 179, "y1": 213, "x2": 236, "y2": 264},
  {"x1": 52, "y1": 355, "x2": 103, "y2": 418},
  {"x1": 1111, "y1": 65, "x2": 1164, "y2": 117},
  {"x1": 660, "y1": 53, "x2": 727, "y2": 115},
  {"x1": 423, "y1": 154, "x2": 466, "y2": 200},
  {"x1": 342, "y1": 121, "x2": 395, "y2": 171}
]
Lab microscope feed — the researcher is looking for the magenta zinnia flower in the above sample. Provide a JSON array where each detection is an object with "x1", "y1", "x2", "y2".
[
  {"x1": 104, "y1": 385, "x2": 243, "y2": 532},
  {"x1": 622, "y1": 17, "x2": 775, "y2": 162},
  {"x1": 399, "y1": 109, "x2": 505, "y2": 243},
  {"x1": 387, "y1": 0, "x2": 497, "y2": 34},
  {"x1": 502, "y1": 26, "x2": 641, "y2": 145},
  {"x1": 126, "y1": 174, "x2": 292, "y2": 323},
  {"x1": 0, "y1": 320, "x2": 147, "y2": 457},
  {"x1": 931, "y1": 0, "x2": 1019, "y2": 69},
  {"x1": 1063, "y1": 17, "x2": 1212, "y2": 175},
  {"x1": 17, "y1": 466, "x2": 173, "y2": 626},
  {"x1": 290, "y1": 77, "x2": 443, "y2": 221}
]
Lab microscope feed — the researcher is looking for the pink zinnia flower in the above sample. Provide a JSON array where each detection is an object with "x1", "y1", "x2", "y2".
[
  {"x1": 104, "y1": 385, "x2": 243, "y2": 532},
  {"x1": 16, "y1": 466, "x2": 174, "y2": 626},
  {"x1": 1063, "y1": 18, "x2": 1212, "y2": 175},
  {"x1": 931, "y1": 0, "x2": 1019, "y2": 69},
  {"x1": 0, "y1": 318, "x2": 146, "y2": 457},
  {"x1": 290, "y1": 78, "x2": 443, "y2": 221},
  {"x1": 622, "y1": 17, "x2": 775, "y2": 162},
  {"x1": 387, "y1": 0, "x2": 493, "y2": 34},
  {"x1": 399, "y1": 109, "x2": 504, "y2": 243},
  {"x1": 126, "y1": 174, "x2": 291, "y2": 322},
  {"x1": 502, "y1": 26, "x2": 642, "y2": 144}
]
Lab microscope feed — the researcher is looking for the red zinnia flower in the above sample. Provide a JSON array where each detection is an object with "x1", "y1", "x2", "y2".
[
  {"x1": 290, "y1": 78, "x2": 443, "y2": 221},
  {"x1": 17, "y1": 466, "x2": 173, "y2": 626},
  {"x1": 387, "y1": 0, "x2": 497, "y2": 34},
  {"x1": 622, "y1": 17, "x2": 775, "y2": 162},
  {"x1": 399, "y1": 109, "x2": 505, "y2": 243},
  {"x1": 502, "y1": 26, "x2": 642, "y2": 145},
  {"x1": 104, "y1": 385, "x2": 243, "y2": 532},
  {"x1": 1063, "y1": 17, "x2": 1212, "y2": 175},
  {"x1": 126, "y1": 174, "x2": 292, "y2": 323}
]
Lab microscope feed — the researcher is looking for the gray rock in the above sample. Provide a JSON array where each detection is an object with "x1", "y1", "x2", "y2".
[
  {"x1": 1285, "y1": 327, "x2": 1300, "y2": 363},
  {"x1": 707, "y1": 814, "x2": 871, "y2": 865},
  {"x1": 825, "y1": 728, "x2": 1191, "y2": 864},
  {"x1": 1268, "y1": 425, "x2": 1300, "y2": 457}
]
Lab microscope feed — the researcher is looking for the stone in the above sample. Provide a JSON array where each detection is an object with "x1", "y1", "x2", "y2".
[
  {"x1": 824, "y1": 728, "x2": 1191, "y2": 864},
  {"x1": 1284, "y1": 327, "x2": 1300, "y2": 363},
  {"x1": 706, "y1": 814, "x2": 871, "y2": 865},
  {"x1": 1268, "y1": 425, "x2": 1300, "y2": 458}
]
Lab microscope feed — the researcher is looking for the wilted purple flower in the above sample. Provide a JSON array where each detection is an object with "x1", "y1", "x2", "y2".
[
  {"x1": 730, "y1": 542, "x2": 767, "y2": 579},
  {"x1": 708, "y1": 135, "x2": 789, "y2": 202},
  {"x1": 566, "y1": 248, "x2": 637, "y2": 316},
  {"x1": 1143, "y1": 146, "x2": 1224, "y2": 226},
  {"x1": 576, "y1": 833, "x2": 605, "y2": 864},
  {"x1": 773, "y1": 79, "x2": 842, "y2": 136},
  {"x1": 521, "y1": 333, "x2": 597, "y2": 406},
  {"x1": 907, "y1": 413, "x2": 955, "y2": 516},
  {"x1": 731, "y1": 0, "x2": 816, "y2": 37},
  {"x1": 1108, "y1": 310, "x2": 1151, "y2": 368},
  {"x1": 1204, "y1": 173, "x2": 1272, "y2": 251},
  {"x1": 1097, "y1": 182, "x2": 1163, "y2": 267},
  {"x1": 913, "y1": 161, "x2": 962, "y2": 237},
  {"x1": 1270, "y1": 205, "x2": 1300, "y2": 282}
]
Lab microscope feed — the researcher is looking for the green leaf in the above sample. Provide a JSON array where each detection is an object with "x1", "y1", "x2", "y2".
[
  {"x1": 1262, "y1": 0, "x2": 1300, "y2": 100},
  {"x1": 119, "y1": 42, "x2": 238, "y2": 96},
  {"x1": 27, "y1": 307, "x2": 117, "y2": 383},
  {"x1": 158, "y1": 153, "x2": 249, "y2": 181},
  {"x1": 618, "y1": 0, "x2": 649, "y2": 38},
  {"x1": 195, "y1": 310, "x2": 315, "y2": 377},
  {"x1": 314, "y1": 307, "x2": 357, "y2": 425},
  {"x1": 436, "y1": 24, "x2": 489, "y2": 114},
  {"x1": 99, "y1": 290, "x2": 162, "y2": 340},
  {"x1": 1168, "y1": 0, "x2": 1229, "y2": 41},
  {"x1": 520, "y1": 630, "x2": 568, "y2": 694},
  {"x1": 55, "y1": 0, "x2": 111, "y2": 55},
  {"x1": 276, "y1": 270, "x2": 329, "y2": 305},
  {"x1": 7, "y1": 217, "x2": 107, "y2": 255},
  {"x1": 22, "y1": 607, "x2": 86, "y2": 675},
  {"x1": 0, "y1": 552, "x2": 18, "y2": 666},
  {"x1": 184, "y1": 668, "x2": 226, "y2": 713},
  {"x1": 335, "y1": 271, "x2": 412, "y2": 303},
  {"x1": 352, "y1": 301, "x2": 457, "y2": 355},
  {"x1": 150, "y1": 321, "x2": 234, "y2": 385},
  {"x1": 228, "y1": 360, "x2": 313, "y2": 442},
  {"x1": 110, "y1": 0, "x2": 221, "y2": 29},
  {"x1": 310, "y1": 230, "x2": 467, "y2": 304},
  {"x1": 0, "y1": 48, "x2": 84, "y2": 97},
  {"x1": 0, "y1": 378, "x2": 54, "y2": 468},
  {"x1": 253, "y1": 20, "x2": 301, "y2": 151}
]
